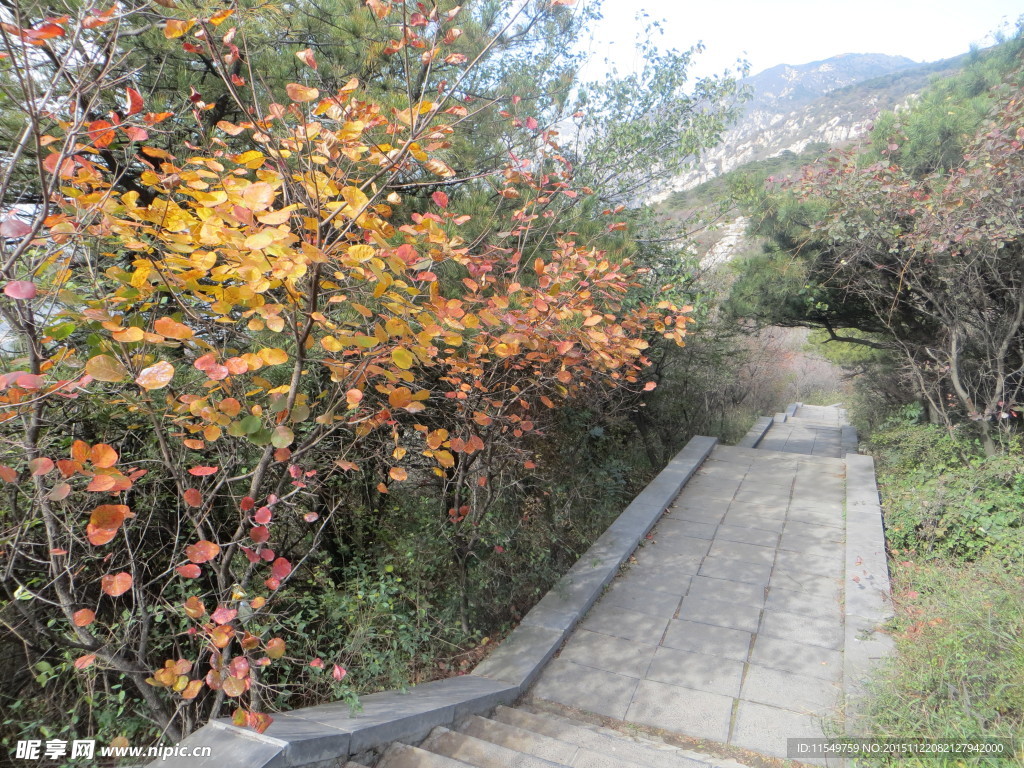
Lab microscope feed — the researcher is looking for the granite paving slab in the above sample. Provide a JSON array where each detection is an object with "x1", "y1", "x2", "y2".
[{"x1": 530, "y1": 405, "x2": 874, "y2": 762}]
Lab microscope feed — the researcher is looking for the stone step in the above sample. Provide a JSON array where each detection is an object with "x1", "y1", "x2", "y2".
[
  {"x1": 710, "y1": 443, "x2": 846, "y2": 468},
  {"x1": 378, "y1": 742, "x2": 478, "y2": 768},
  {"x1": 420, "y1": 726, "x2": 568, "y2": 768},
  {"x1": 492, "y1": 706, "x2": 713, "y2": 768},
  {"x1": 459, "y1": 715, "x2": 660, "y2": 768}
]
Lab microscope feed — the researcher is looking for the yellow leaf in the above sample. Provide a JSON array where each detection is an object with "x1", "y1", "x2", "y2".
[
  {"x1": 86, "y1": 354, "x2": 129, "y2": 382},
  {"x1": 244, "y1": 231, "x2": 277, "y2": 250},
  {"x1": 434, "y1": 450, "x2": 455, "y2": 468},
  {"x1": 164, "y1": 18, "x2": 195, "y2": 39},
  {"x1": 258, "y1": 348, "x2": 288, "y2": 366},
  {"x1": 342, "y1": 186, "x2": 369, "y2": 211},
  {"x1": 286, "y1": 83, "x2": 320, "y2": 103},
  {"x1": 136, "y1": 361, "x2": 175, "y2": 390},
  {"x1": 392, "y1": 348, "x2": 414, "y2": 370}
]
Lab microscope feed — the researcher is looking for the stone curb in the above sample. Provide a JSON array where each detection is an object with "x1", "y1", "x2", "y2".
[
  {"x1": 737, "y1": 416, "x2": 773, "y2": 448},
  {"x1": 150, "y1": 436, "x2": 718, "y2": 768},
  {"x1": 842, "y1": 453, "x2": 895, "y2": 734}
]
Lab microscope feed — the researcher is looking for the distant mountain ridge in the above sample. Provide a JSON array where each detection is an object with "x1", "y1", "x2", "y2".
[
  {"x1": 743, "y1": 53, "x2": 920, "y2": 112},
  {"x1": 651, "y1": 52, "x2": 964, "y2": 199}
]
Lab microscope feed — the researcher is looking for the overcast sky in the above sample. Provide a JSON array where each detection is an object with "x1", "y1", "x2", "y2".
[{"x1": 578, "y1": 0, "x2": 1022, "y2": 81}]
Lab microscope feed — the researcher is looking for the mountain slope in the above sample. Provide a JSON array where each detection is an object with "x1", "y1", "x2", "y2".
[{"x1": 652, "y1": 52, "x2": 967, "y2": 200}]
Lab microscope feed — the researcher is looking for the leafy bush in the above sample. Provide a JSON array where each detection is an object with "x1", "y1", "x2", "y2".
[{"x1": 870, "y1": 423, "x2": 1024, "y2": 563}]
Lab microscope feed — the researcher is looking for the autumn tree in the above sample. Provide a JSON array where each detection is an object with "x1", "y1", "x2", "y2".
[{"x1": 0, "y1": 0, "x2": 718, "y2": 749}]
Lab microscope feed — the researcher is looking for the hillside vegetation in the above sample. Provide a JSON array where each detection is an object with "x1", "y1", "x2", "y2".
[{"x1": 723, "y1": 31, "x2": 1024, "y2": 761}]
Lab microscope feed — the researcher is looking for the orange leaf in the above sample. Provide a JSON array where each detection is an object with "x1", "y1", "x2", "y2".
[
  {"x1": 208, "y1": 7, "x2": 234, "y2": 24},
  {"x1": 183, "y1": 488, "x2": 203, "y2": 508},
  {"x1": 295, "y1": 48, "x2": 317, "y2": 70},
  {"x1": 285, "y1": 83, "x2": 319, "y2": 102},
  {"x1": 154, "y1": 316, "x2": 194, "y2": 340},
  {"x1": 87, "y1": 524, "x2": 117, "y2": 545},
  {"x1": 112, "y1": 326, "x2": 144, "y2": 343},
  {"x1": 388, "y1": 388, "x2": 413, "y2": 409},
  {"x1": 183, "y1": 596, "x2": 206, "y2": 618},
  {"x1": 389, "y1": 467, "x2": 408, "y2": 482},
  {"x1": 73, "y1": 609, "x2": 96, "y2": 627},
  {"x1": 164, "y1": 18, "x2": 195, "y2": 38},
  {"x1": 100, "y1": 572, "x2": 132, "y2": 597},
  {"x1": 136, "y1": 361, "x2": 174, "y2": 390},
  {"x1": 86, "y1": 354, "x2": 128, "y2": 382},
  {"x1": 71, "y1": 440, "x2": 90, "y2": 463},
  {"x1": 188, "y1": 466, "x2": 219, "y2": 476},
  {"x1": 86, "y1": 475, "x2": 117, "y2": 493},
  {"x1": 90, "y1": 504, "x2": 130, "y2": 529},
  {"x1": 90, "y1": 444, "x2": 118, "y2": 468}
]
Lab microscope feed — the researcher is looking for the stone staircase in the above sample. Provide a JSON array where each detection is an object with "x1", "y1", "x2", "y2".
[
  {"x1": 361, "y1": 705, "x2": 731, "y2": 768},
  {"x1": 152, "y1": 405, "x2": 890, "y2": 768}
]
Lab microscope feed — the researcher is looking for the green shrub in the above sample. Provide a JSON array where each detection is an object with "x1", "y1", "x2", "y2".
[
  {"x1": 863, "y1": 558, "x2": 1024, "y2": 766},
  {"x1": 869, "y1": 423, "x2": 1024, "y2": 563}
]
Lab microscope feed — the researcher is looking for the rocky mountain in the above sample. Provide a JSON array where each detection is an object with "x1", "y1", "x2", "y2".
[{"x1": 651, "y1": 52, "x2": 966, "y2": 200}]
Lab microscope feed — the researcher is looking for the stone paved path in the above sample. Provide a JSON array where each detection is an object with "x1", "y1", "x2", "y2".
[{"x1": 530, "y1": 405, "x2": 854, "y2": 760}]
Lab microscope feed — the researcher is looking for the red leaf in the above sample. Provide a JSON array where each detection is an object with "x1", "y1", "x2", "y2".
[
  {"x1": 332, "y1": 664, "x2": 347, "y2": 681},
  {"x1": 125, "y1": 87, "x2": 144, "y2": 116},
  {"x1": 643, "y1": 381, "x2": 657, "y2": 391},
  {"x1": 29, "y1": 457, "x2": 54, "y2": 476},
  {"x1": 100, "y1": 572, "x2": 132, "y2": 597},
  {"x1": 240, "y1": 496, "x2": 256, "y2": 511},
  {"x1": 309, "y1": 658, "x2": 324, "y2": 668},
  {"x1": 432, "y1": 190, "x2": 449, "y2": 208},
  {"x1": 183, "y1": 488, "x2": 203, "y2": 507},
  {"x1": 250, "y1": 525, "x2": 269, "y2": 543},
  {"x1": 253, "y1": 507, "x2": 272, "y2": 524},
  {"x1": 185, "y1": 540, "x2": 221, "y2": 563},
  {"x1": 73, "y1": 609, "x2": 96, "y2": 627},
  {"x1": 3, "y1": 281, "x2": 36, "y2": 300},
  {"x1": 0, "y1": 218, "x2": 32, "y2": 238},
  {"x1": 270, "y1": 557, "x2": 292, "y2": 579},
  {"x1": 0, "y1": 465, "x2": 17, "y2": 483},
  {"x1": 187, "y1": 466, "x2": 219, "y2": 476},
  {"x1": 74, "y1": 654, "x2": 97, "y2": 670},
  {"x1": 211, "y1": 605, "x2": 238, "y2": 625}
]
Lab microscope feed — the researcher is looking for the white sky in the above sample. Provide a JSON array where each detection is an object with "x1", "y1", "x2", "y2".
[{"x1": 579, "y1": 0, "x2": 1023, "y2": 81}]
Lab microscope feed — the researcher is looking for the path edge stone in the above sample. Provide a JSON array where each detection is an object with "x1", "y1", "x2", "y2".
[
  {"x1": 843, "y1": 452, "x2": 895, "y2": 734},
  {"x1": 149, "y1": 436, "x2": 718, "y2": 768}
]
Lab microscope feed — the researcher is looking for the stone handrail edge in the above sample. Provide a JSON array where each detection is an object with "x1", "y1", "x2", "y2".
[
  {"x1": 842, "y1": 446, "x2": 896, "y2": 734},
  {"x1": 153, "y1": 435, "x2": 719, "y2": 767}
]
